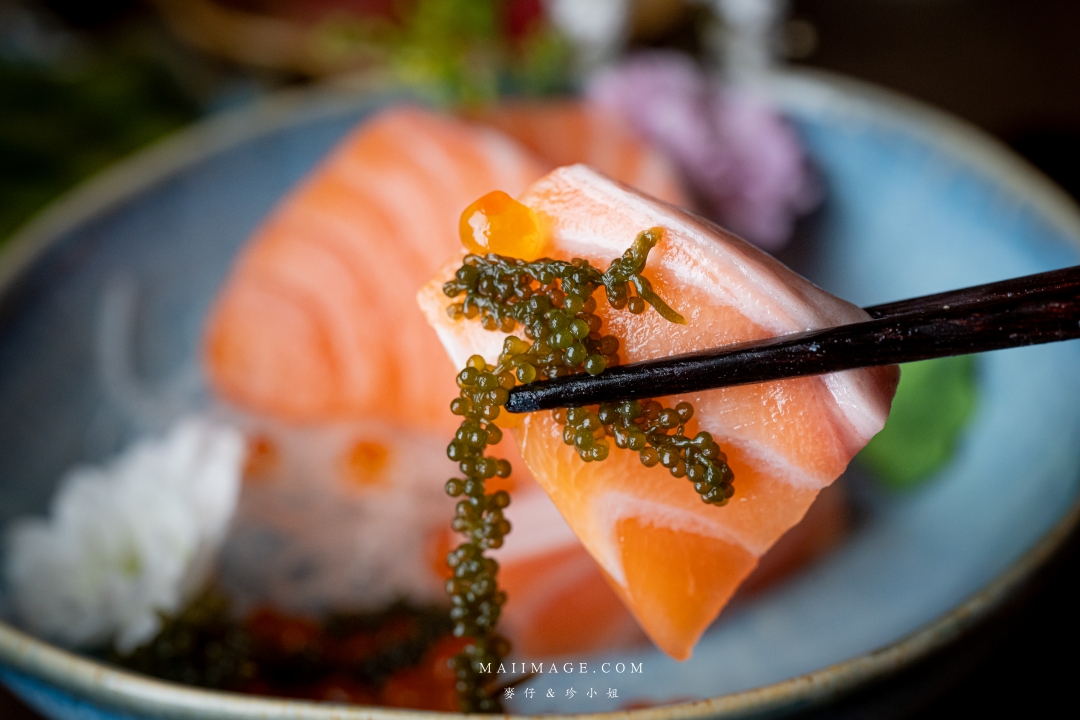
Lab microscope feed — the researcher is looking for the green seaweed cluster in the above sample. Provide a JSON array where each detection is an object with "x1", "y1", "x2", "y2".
[
  {"x1": 112, "y1": 592, "x2": 452, "y2": 696},
  {"x1": 859, "y1": 356, "x2": 978, "y2": 489},
  {"x1": 441, "y1": 229, "x2": 735, "y2": 711},
  {"x1": 109, "y1": 590, "x2": 252, "y2": 690},
  {"x1": 557, "y1": 399, "x2": 734, "y2": 505}
]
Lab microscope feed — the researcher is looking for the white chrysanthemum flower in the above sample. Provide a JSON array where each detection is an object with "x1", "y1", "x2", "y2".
[{"x1": 4, "y1": 417, "x2": 245, "y2": 652}]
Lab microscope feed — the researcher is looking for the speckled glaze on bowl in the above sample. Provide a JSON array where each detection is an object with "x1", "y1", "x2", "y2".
[{"x1": 1, "y1": 70, "x2": 1079, "y2": 720}]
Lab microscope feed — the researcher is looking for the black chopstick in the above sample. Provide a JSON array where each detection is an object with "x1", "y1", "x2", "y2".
[
  {"x1": 862, "y1": 264, "x2": 1080, "y2": 320},
  {"x1": 504, "y1": 265, "x2": 1080, "y2": 413}
]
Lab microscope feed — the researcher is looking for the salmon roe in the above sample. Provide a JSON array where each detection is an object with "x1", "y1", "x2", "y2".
[
  {"x1": 343, "y1": 439, "x2": 391, "y2": 486},
  {"x1": 458, "y1": 190, "x2": 546, "y2": 260}
]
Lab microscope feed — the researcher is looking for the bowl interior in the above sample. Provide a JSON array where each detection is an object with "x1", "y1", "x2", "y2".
[{"x1": 1, "y1": 80, "x2": 1079, "y2": 715}]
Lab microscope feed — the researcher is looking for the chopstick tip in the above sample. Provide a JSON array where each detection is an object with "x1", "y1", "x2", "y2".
[{"x1": 504, "y1": 391, "x2": 539, "y2": 414}]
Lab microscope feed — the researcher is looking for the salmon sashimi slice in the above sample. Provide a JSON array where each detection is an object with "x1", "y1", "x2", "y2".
[
  {"x1": 471, "y1": 100, "x2": 687, "y2": 208},
  {"x1": 205, "y1": 106, "x2": 546, "y2": 430},
  {"x1": 417, "y1": 165, "x2": 899, "y2": 660}
]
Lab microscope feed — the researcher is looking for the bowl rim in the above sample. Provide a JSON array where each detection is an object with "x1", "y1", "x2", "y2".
[{"x1": 1, "y1": 68, "x2": 1079, "y2": 720}]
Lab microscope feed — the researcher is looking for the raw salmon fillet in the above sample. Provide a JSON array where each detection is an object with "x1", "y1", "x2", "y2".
[
  {"x1": 418, "y1": 165, "x2": 899, "y2": 660},
  {"x1": 205, "y1": 106, "x2": 545, "y2": 429}
]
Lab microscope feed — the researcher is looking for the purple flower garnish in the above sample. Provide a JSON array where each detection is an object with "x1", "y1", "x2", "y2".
[{"x1": 587, "y1": 51, "x2": 819, "y2": 251}]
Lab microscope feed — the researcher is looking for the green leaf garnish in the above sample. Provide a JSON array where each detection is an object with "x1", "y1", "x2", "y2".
[{"x1": 858, "y1": 355, "x2": 978, "y2": 489}]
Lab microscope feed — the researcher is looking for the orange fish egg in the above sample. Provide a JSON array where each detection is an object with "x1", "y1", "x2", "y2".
[
  {"x1": 458, "y1": 190, "x2": 546, "y2": 260},
  {"x1": 243, "y1": 434, "x2": 279, "y2": 481},
  {"x1": 342, "y1": 440, "x2": 391, "y2": 486}
]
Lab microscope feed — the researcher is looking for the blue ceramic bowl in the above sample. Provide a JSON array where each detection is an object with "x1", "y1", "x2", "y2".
[{"x1": 1, "y1": 71, "x2": 1079, "y2": 720}]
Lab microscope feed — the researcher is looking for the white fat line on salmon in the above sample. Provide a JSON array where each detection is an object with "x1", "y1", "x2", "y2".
[
  {"x1": 299, "y1": 223, "x2": 412, "y2": 331},
  {"x1": 287, "y1": 205, "x2": 455, "y2": 414},
  {"x1": 822, "y1": 368, "x2": 895, "y2": 443},
  {"x1": 388, "y1": 114, "x2": 471, "y2": 195},
  {"x1": 656, "y1": 268, "x2": 892, "y2": 444},
  {"x1": 587, "y1": 490, "x2": 758, "y2": 588},
  {"x1": 531, "y1": 174, "x2": 883, "y2": 443},
  {"x1": 292, "y1": 199, "x2": 422, "y2": 300},
  {"x1": 333, "y1": 164, "x2": 446, "y2": 266},
  {"x1": 657, "y1": 228, "x2": 869, "y2": 338},
  {"x1": 246, "y1": 232, "x2": 378, "y2": 404},
  {"x1": 542, "y1": 166, "x2": 870, "y2": 335},
  {"x1": 685, "y1": 404, "x2": 833, "y2": 491}
]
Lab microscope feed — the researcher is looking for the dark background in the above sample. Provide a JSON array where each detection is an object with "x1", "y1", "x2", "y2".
[{"x1": 2, "y1": 0, "x2": 1078, "y2": 717}]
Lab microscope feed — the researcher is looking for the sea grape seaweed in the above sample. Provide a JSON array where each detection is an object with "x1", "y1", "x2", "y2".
[
  {"x1": 109, "y1": 590, "x2": 252, "y2": 690},
  {"x1": 111, "y1": 592, "x2": 454, "y2": 699},
  {"x1": 442, "y1": 227, "x2": 735, "y2": 712},
  {"x1": 112, "y1": 595, "x2": 455, "y2": 699}
]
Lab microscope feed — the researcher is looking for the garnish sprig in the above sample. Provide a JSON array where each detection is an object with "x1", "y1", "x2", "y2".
[
  {"x1": 442, "y1": 228, "x2": 735, "y2": 712},
  {"x1": 557, "y1": 400, "x2": 735, "y2": 505},
  {"x1": 443, "y1": 354, "x2": 513, "y2": 713}
]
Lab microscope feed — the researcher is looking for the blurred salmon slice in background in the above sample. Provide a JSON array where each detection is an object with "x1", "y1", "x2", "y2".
[
  {"x1": 418, "y1": 165, "x2": 899, "y2": 660},
  {"x1": 205, "y1": 106, "x2": 545, "y2": 430},
  {"x1": 473, "y1": 100, "x2": 687, "y2": 207},
  {"x1": 203, "y1": 103, "x2": 697, "y2": 655},
  {"x1": 206, "y1": 102, "x2": 688, "y2": 428}
]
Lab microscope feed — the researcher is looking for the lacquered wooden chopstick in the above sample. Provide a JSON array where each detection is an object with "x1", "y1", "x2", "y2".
[
  {"x1": 505, "y1": 265, "x2": 1080, "y2": 413},
  {"x1": 862, "y1": 264, "x2": 1080, "y2": 320}
]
